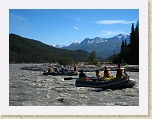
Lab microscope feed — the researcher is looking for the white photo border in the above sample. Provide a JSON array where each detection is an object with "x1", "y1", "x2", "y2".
[{"x1": 0, "y1": 0, "x2": 148, "y2": 115}]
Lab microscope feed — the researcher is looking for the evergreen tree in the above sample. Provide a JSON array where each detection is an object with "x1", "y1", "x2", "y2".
[
  {"x1": 120, "y1": 40, "x2": 125, "y2": 63},
  {"x1": 130, "y1": 23, "x2": 135, "y2": 46},
  {"x1": 121, "y1": 40, "x2": 125, "y2": 52},
  {"x1": 112, "y1": 20, "x2": 139, "y2": 65},
  {"x1": 125, "y1": 40, "x2": 127, "y2": 47},
  {"x1": 112, "y1": 50, "x2": 117, "y2": 60},
  {"x1": 128, "y1": 21, "x2": 139, "y2": 64},
  {"x1": 133, "y1": 20, "x2": 139, "y2": 64},
  {"x1": 88, "y1": 50, "x2": 98, "y2": 65}
]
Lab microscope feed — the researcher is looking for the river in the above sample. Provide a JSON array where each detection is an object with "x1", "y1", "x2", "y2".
[{"x1": 9, "y1": 64, "x2": 139, "y2": 106}]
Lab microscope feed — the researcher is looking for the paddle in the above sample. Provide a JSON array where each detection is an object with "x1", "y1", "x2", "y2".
[
  {"x1": 64, "y1": 77, "x2": 77, "y2": 80},
  {"x1": 64, "y1": 77, "x2": 99, "y2": 81}
]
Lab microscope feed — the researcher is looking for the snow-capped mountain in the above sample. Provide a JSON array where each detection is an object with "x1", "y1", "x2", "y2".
[
  {"x1": 80, "y1": 37, "x2": 107, "y2": 45},
  {"x1": 68, "y1": 34, "x2": 129, "y2": 47},
  {"x1": 62, "y1": 34, "x2": 130, "y2": 59},
  {"x1": 69, "y1": 42, "x2": 80, "y2": 46},
  {"x1": 51, "y1": 34, "x2": 130, "y2": 59},
  {"x1": 108, "y1": 34, "x2": 130, "y2": 41},
  {"x1": 51, "y1": 44, "x2": 65, "y2": 48}
]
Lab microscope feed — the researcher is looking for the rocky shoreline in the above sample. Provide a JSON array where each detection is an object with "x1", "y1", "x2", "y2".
[{"x1": 20, "y1": 63, "x2": 139, "y2": 72}]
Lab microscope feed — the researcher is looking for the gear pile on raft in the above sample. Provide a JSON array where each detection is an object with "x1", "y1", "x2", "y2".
[{"x1": 42, "y1": 65, "x2": 79, "y2": 76}]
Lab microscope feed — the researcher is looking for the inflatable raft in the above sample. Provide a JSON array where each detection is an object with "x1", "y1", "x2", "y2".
[{"x1": 75, "y1": 76, "x2": 136, "y2": 89}]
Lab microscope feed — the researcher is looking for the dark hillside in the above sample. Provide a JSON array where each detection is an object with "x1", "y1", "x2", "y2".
[{"x1": 9, "y1": 34, "x2": 89, "y2": 63}]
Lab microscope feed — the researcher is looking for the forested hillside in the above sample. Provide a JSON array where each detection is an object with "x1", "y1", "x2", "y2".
[{"x1": 9, "y1": 34, "x2": 90, "y2": 64}]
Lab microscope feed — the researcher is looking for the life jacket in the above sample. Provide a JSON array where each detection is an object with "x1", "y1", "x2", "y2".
[
  {"x1": 96, "y1": 72, "x2": 102, "y2": 77},
  {"x1": 48, "y1": 68, "x2": 53, "y2": 72}
]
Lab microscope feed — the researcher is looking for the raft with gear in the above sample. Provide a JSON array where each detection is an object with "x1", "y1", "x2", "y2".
[
  {"x1": 75, "y1": 76, "x2": 136, "y2": 89},
  {"x1": 42, "y1": 71, "x2": 78, "y2": 76}
]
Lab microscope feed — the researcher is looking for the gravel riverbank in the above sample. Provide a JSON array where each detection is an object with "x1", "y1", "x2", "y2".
[{"x1": 20, "y1": 63, "x2": 139, "y2": 72}]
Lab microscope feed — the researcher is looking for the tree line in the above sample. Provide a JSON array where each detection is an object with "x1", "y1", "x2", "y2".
[{"x1": 112, "y1": 20, "x2": 139, "y2": 65}]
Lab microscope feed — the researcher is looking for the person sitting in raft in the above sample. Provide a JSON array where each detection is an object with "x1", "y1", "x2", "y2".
[
  {"x1": 54, "y1": 67, "x2": 59, "y2": 73},
  {"x1": 74, "y1": 65, "x2": 78, "y2": 72},
  {"x1": 48, "y1": 67, "x2": 54, "y2": 72},
  {"x1": 116, "y1": 63, "x2": 129, "y2": 79},
  {"x1": 95, "y1": 69, "x2": 102, "y2": 77},
  {"x1": 104, "y1": 66, "x2": 111, "y2": 78},
  {"x1": 61, "y1": 65, "x2": 68, "y2": 74},
  {"x1": 79, "y1": 69, "x2": 87, "y2": 78}
]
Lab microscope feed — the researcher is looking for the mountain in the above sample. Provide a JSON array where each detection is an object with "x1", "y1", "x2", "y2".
[
  {"x1": 62, "y1": 34, "x2": 130, "y2": 59},
  {"x1": 80, "y1": 37, "x2": 107, "y2": 45},
  {"x1": 51, "y1": 44, "x2": 65, "y2": 48},
  {"x1": 69, "y1": 42, "x2": 80, "y2": 46},
  {"x1": 9, "y1": 34, "x2": 90, "y2": 63}
]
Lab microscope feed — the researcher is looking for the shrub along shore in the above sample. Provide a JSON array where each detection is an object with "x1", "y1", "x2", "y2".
[{"x1": 20, "y1": 63, "x2": 139, "y2": 72}]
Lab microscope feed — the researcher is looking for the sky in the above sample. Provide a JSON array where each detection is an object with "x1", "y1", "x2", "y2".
[{"x1": 9, "y1": 9, "x2": 139, "y2": 46}]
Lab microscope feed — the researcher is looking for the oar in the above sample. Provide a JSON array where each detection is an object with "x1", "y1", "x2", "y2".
[
  {"x1": 64, "y1": 77, "x2": 98, "y2": 81},
  {"x1": 64, "y1": 76, "x2": 94, "y2": 80},
  {"x1": 64, "y1": 77, "x2": 77, "y2": 80},
  {"x1": 124, "y1": 71, "x2": 130, "y2": 77}
]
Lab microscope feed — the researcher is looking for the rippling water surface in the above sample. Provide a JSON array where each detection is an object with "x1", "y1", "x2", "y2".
[{"x1": 9, "y1": 64, "x2": 139, "y2": 106}]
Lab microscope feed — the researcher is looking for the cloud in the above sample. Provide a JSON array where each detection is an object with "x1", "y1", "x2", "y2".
[
  {"x1": 66, "y1": 16, "x2": 80, "y2": 21},
  {"x1": 10, "y1": 13, "x2": 26, "y2": 21},
  {"x1": 102, "y1": 30, "x2": 111, "y2": 34},
  {"x1": 100, "y1": 30, "x2": 127, "y2": 37},
  {"x1": 74, "y1": 26, "x2": 79, "y2": 30},
  {"x1": 96, "y1": 20, "x2": 136, "y2": 24},
  {"x1": 101, "y1": 30, "x2": 114, "y2": 37},
  {"x1": 10, "y1": 13, "x2": 30, "y2": 34},
  {"x1": 75, "y1": 18, "x2": 80, "y2": 21},
  {"x1": 15, "y1": 27, "x2": 27, "y2": 34},
  {"x1": 13, "y1": 25, "x2": 31, "y2": 34},
  {"x1": 73, "y1": 40, "x2": 80, "y2": 43}
]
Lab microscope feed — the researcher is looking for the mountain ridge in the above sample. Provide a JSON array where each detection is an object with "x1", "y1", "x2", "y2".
[
  {"x1": 60, "y1": 34, "x2": 130, "y2": 59},
  {"x1": 51, "y1": 34, "x2": 130, "y2": 48}
]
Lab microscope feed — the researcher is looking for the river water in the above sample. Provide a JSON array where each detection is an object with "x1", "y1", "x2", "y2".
[{"x1": 9, "y1": 64, "x2": 139, "y2": 106}]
